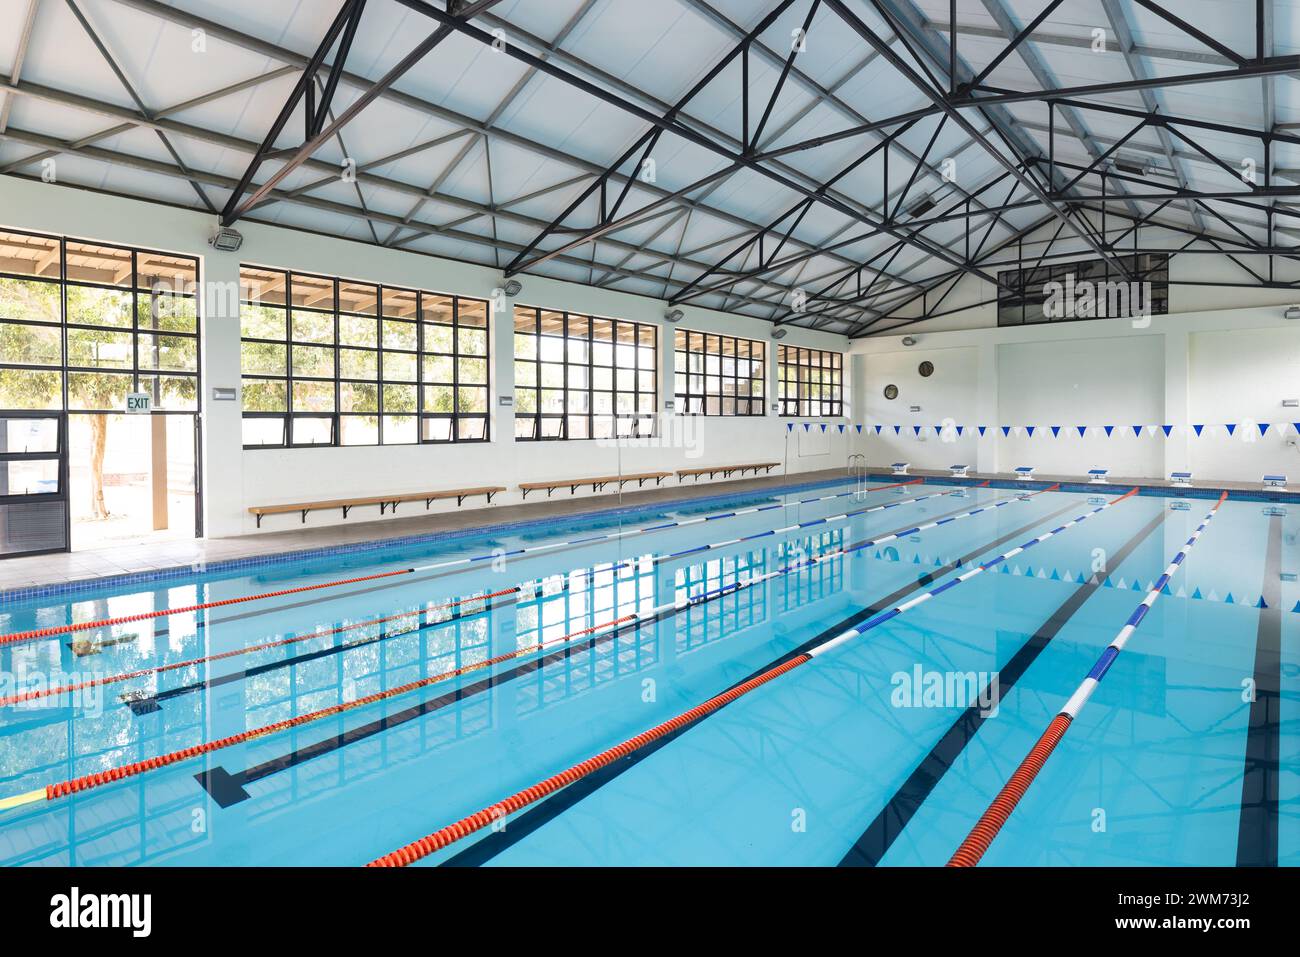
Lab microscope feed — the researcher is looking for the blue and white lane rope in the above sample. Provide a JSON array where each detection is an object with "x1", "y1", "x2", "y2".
[
  {"x1": 948, "y1": 490, "x2": 1228, "y2": 867},
  {"x1": 804, "y1": 486, "x2": 1138, "y2": 662},
  {"x1": 407, "y1": 478, "x2": 940, "y2": 574},
  {"x1": 370, "y1": 485, "x2": 1139, "y2": 866}
]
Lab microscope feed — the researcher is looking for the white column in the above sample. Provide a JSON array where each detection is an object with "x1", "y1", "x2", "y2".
[
  {"x1": 976, "y1": 342, "x2": 999, "y2": 474},
  {"x1": 199, "y1": 252, "x2": 245, "y2": 538},
  {"x1": 1164, "y1": 330, "x2": 1190, "y2": 477}
]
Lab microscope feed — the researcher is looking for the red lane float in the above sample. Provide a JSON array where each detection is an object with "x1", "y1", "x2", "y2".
[
  {"x1": 0, "y1": 586, "x2": 522, "y2": 708},
  {"x1": 0, "y1": 567, "x2": 417, "y2": 649},
  {"x1": 367, "y1": 653, "x2": 813, "y2": 867}
]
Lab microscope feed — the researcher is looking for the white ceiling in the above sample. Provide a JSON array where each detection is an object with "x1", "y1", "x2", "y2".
[{"x1": 0, "y1": 0, "x2": 1296, "y2": 335}]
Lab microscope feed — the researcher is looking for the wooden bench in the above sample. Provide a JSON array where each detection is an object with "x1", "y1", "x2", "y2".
[
  {"x1": 676, "y1": 462, "x2": 780, "y2": 482},
  {"x1": 518, "y1": 471, "x2": 672, "y2": 499},
  {"x1": 249, "y1": 486, "x2": 505, "y2": 527}
]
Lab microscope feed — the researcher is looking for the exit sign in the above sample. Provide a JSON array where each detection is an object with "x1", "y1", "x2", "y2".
[{"x1": 125, "y1": 393, "x2": 152, "y2": 414}]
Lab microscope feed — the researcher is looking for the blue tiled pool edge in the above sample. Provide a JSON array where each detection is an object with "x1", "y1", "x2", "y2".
[{"x1": 0, "y1": 474, "x2": 855, "y2": 606}]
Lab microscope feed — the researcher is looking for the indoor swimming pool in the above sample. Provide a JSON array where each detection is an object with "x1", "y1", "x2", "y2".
[{"x1": 0, "y1": 477, "x2": 1294, "y2": 867}]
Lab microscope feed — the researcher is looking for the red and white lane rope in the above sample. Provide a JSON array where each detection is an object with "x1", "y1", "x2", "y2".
[
  {"x1": 0, "y1": 481, "x2": 1023, "y2": 811},
  {"x1": 947, "y1": 491, "x2": 1228, "y2": 867},
  {"x1": 366, "y1": 487, "x2": 1139, "y2": 866},
  {"x1": 0, "y1": 479, "x2": 925, "y2": 651}
]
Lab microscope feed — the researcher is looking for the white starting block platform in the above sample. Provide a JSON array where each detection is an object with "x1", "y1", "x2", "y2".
[
  {"x1": 1170, "y1": 471, "x2": 1193, "y2": 488},
  {"x1": 1013, "y1": 466, "x2": 1036, "y2": 480},
  {"x1": 949, "y1": 464, "x2": 969, "y2": 478},
  {"x1": 1087, "y1": 469, "x2": 1109, "y2": 484},
  {"x1": 1264, "y1": 474, "x2": 1287, "y2": 491},
  {"x1": 891, "y1": 462, "x2": 910, "y2": 475}
]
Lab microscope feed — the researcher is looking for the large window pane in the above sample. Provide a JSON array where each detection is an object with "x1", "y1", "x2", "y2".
[{"x1": 513, "y1": 305, "x2": 656, "y2": 441}]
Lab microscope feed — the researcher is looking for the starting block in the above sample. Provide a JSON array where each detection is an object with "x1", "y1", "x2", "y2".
[
  {"x1": 1087, "y1": 468, "x2": 1109, "y2": 484},
  {"x1": 891, "y1": 462, "x2": 910, "y2": 475},
  {"x1": 1013, "y1": 466, "x2": 1036, "y2": 481},
  {"x1": 1264, "y1": 474, "x2": 1287, "y2": 491},
  {"x1": 949, "y1": 464, "x2": 969, "y2": 478},
  {"x1": 1170, "y1": 471, "x2": 1193, "y2": 488}
]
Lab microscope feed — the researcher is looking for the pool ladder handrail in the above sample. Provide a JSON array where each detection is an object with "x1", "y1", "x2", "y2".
[{"x1": 847, "y1": 453, "x2": 868, "y2": 500}]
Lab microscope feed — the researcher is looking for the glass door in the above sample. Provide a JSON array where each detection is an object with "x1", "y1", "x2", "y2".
[{"x1": 0, "y1": 411, "x2": 68, "y2": 557}]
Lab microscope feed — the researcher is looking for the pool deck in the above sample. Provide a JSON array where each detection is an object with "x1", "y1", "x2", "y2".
[{"x1": 0, "y1": 463, "x2": 1293, "y2": 599}]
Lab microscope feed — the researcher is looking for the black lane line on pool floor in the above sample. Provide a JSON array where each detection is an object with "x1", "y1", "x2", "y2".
[
  {"x1": 120, "y1": 491, "x2": 973, "y2": 714},
  {"x1": 838, "y1": 507, "x2": 1168, "y2": 867},
  {"x1": 191, "y1": 492, "x2": 1033, "y2": 809},
  {"x1": 101, "y1": 487, "x2": 914, "y2": 648},
  {"x1": 1236, "y1": 513, "x2": 1282, "y2": 867},
  {"x1": 436, "y1": 496, "x2": 1085, "y2": 866}
]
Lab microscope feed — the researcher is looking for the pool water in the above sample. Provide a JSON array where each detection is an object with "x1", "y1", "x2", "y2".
[{"x1": 0, "y1": 479, "x2": 1295, "y2": 866}]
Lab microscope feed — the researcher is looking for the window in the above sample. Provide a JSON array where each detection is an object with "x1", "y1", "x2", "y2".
[
  {"x1": 997, "y1": 252, "x2": 1169, "y2": 326},
  {"x1": 513, "y1": 306, "x2": 657, "y2": 440},
  {"x1": 777, "y1": 345, "x2": 843, "y2": 417},
  {"x1": 673, "y1": 330, "x2": 765, "y2": 416},
  {"x1": 239, "y1": 267, "x2": 489, "y2": 448},
  {"x1": 0, "y1": 230, "x2": 200, "y2": 415}
]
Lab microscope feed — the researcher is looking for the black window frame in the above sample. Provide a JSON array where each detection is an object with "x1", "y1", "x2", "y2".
[
  {"x1": 512, "y1": 305, "x2": 658, "y2": 442},
  {"x1": 672, "y1": 329, "x2": 766, "y2": 416},
  {"x1": 0, "y1": 227, "x2": 202, "y2": 417},
  {"x1": 776, "y1": 344, "x2": 843, "y2": 418},
  {"x1": 996, "y1": 252, "x2": 1170, "y2": 327},
  {"x1": 238, "y1": 266, "x2": 490, "y2": 450}
]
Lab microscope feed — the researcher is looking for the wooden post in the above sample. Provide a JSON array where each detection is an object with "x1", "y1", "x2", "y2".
[{"x1": 151, "y1": 414, "x2": 168, "y2": 531}]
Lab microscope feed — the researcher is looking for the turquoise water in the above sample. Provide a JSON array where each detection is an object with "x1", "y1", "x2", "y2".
[{"x1": 0, "y1": 480, "x2": 1294, "y2": 866}]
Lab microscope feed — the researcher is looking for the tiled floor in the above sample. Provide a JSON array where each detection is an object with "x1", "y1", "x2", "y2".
[{"x1": 0, "y1": 467, "x2": 852, "y2": 593}]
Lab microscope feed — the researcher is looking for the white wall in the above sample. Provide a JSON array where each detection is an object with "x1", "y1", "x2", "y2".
[
  {"x1": 851, "y1": 310, "x2": 1300, "y2": 483},
  {"x1": 0, "y1": 176, "x2": 851, "y2": 538}
]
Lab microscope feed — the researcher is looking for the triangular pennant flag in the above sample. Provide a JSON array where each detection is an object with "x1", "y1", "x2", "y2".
[
  {"x1": 1225, "y1": 423, "x2": 1237, "y2": 436},
  {"x1": 1104, "y1": 426, "x2": 1115, "y2": 437},
  {"x1": 786, "y1": 423, "x2": 794, "y2": 432},
  {"x1": 1162, "y1": 425, "x2": 1174, "y2": 437},
  {"x1": 1259, "y1": 423, "x2": 1270, "y2": 436},
  {"x1": 1192, "y1": 587, "x2": 1203, "y2": 600},
  {"x1": 820, "y1": 423, "x2": 827, "y2": 433},
  {"x1": 893, "y1": 425, "x2": 902, "y2": 435},
  {"x1": 1292, "y1": 601, "x2": 1300, "y2": 613},
  {"x1": 978, "y1": 426, "x2": 987, "y2": 437},
  {"x1": 1132, "y1": 425, "x2": 1144, "y2": 437},
  {"x1": 913, "y1": 425, "x2": 923, "y2": 436},
  {"x1": 1193, "y1": 424, "x2": 1205, "y2": 437},
  {"x1": 802, "y1": 423, "x2": 810, "y2": 432},
  {"x1": 933, "y1": 425, "x2": 943, "y2": 435},
  {"x1": 1025, "y1": 426, "x2": 1036, "y2": 437},
  {"x1": 1256, "y1": 596, "x2": 1269, "y2": 609},
  {"x1": 1050, "y1": 426, "x2": 1061, "y2": 438},
  {"x1": 1294, "y1": 423, "x2": 1300, "y2": 437},
  {"x1": 1001, "y1": 426, "x2": 1012, "y2": 437},
  {"x1": 837, "y1": 424, "x2": 845, "y2": 433},
  {"x1": 856, "y1": 424, "x2": 863, "y2": 434},
  {"x1": 1224, "y1": 592, "x2": 1235, "y2": 605},
  {"x1": 1077, "y1": 426, "x2": 1088, "y2": 438},
  {"x1": 956, "y1": 426, "x2": 965, "y2": 436}
]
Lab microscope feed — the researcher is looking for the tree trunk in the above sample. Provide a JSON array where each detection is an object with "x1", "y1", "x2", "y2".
[{"x1": 89, "y1": 414, "x2": 109, "y2": 519}]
